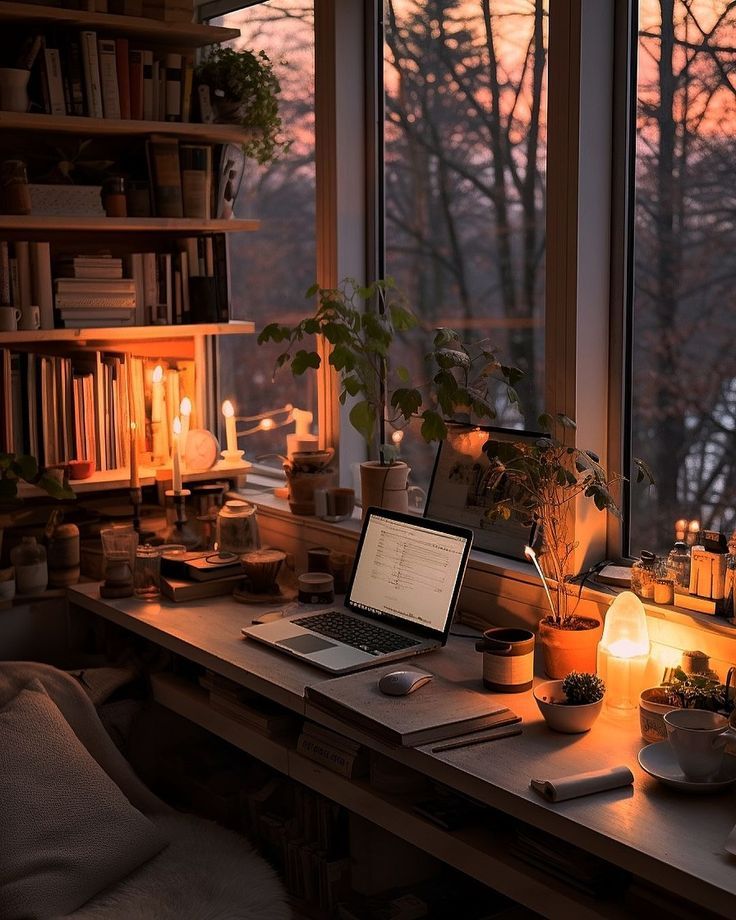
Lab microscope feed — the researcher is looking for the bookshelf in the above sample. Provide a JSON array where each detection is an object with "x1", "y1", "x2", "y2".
[{"x1": 0, "y1": 3, "x2": 257, "y2": 498}]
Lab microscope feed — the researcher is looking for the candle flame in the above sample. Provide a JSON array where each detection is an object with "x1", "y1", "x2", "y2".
[
  {"x1": 180, "y1": 396, "x2": 192, "y2": 416},
  {"x1": 130, "y1": 420, "x2": 136, "y2": 433},
  {"x1": 222, "y1": 400, "x2": 235, "y2": 418},
  {"x1": 173, "y1": 416, "x2": 181, "y2": 435},
  {"x1": 153, "y1": 365, "x2": 163, "y2": 383}
]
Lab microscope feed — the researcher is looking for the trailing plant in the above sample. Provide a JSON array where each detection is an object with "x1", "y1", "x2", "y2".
[
  {"x1": 483, "y1": 413, "x2": 654, "y2": 626},
  {"x1": 194, "y1": 46, "x2": 287, "y2": 164},
  {"x1": 258, "y1": 277, "x2": 521, "y2": 463},
  {"x1": 562, "y1": 671, "x2": 605, "y2": 705},
  {"x1": 0, "y1": 452, "x2": 75, "y2": 504}
]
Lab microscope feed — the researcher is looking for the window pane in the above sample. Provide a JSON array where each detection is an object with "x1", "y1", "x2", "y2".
[
  {"x1": 209, "y1": 2, "x2": 316, "y2": 468},
  {"x1": 383, "y1": 0, "x2": 547, "y2": 492},
  {"x1": 630, "y1": 1, "x2": 736, "y2": 552}
]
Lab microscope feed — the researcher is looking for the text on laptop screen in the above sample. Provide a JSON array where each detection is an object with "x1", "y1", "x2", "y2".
[{"x1": 349, "y1": 513, "x2": 467, "y2": 631}]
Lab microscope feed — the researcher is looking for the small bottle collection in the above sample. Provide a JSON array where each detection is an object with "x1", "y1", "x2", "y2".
[{"x1": 632, "y1": 525, "x2": 736, "y2": 618}]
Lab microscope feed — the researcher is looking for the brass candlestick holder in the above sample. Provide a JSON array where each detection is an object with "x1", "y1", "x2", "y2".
[{"x1": 164, "y1": 489, "x2": 200, "y2": 549}]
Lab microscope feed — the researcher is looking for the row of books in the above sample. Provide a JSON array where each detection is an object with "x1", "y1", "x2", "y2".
[
  {"x1": 0, "y1": 238, "x2": 229, "y2": 328},
  {"x1": 33, "y1": 30, "x2": 194, "y2": 122},
  {"x1": 147, "y1": 137, "x2": 214, "y2": 219},
  {"x1": 0, "y1": 348, "x2": 194, "y2": 471}
]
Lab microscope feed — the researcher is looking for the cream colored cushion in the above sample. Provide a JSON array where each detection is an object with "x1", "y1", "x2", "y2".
[{"x1": 0, "y1": 680, "x2": 167, "y2": 920}]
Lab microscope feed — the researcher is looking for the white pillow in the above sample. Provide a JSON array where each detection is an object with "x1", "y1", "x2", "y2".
[{"x1": 0, "y1": 680, "x2": 167, "y2": 920}]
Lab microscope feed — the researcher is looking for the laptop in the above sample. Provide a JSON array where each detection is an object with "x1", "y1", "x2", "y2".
[{"x1": 242, "y1": 508, "x2": 473, "y2": 674}]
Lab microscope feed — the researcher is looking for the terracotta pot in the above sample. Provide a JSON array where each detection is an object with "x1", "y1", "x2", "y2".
[
  {"x1": 639, "y1": 687, "x2": 679, "y2": 743},
  {"x1": 538, "y1": 616, "x2": 602, "y2": 679},
  {"x1": 359, "y1": 461, "x2": 410, "y2": 517}
]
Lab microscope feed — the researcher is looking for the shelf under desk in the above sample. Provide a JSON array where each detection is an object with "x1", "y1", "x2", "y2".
[{"x1": 67, "y1": 584, "x2": 736, "y2": 917}]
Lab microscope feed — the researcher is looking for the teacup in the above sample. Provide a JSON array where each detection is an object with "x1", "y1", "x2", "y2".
[
  {"x1": 0, "y1": 306, "x2": 21, "y2": 331},
  {"x1": 664, "y1": 709, "x2": 736, "y2": 782}
]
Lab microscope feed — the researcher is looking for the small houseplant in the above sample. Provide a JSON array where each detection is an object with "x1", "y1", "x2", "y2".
[
  {"x1": 534, "y1": 671, "x2": 606, "y2": 733},
  {"x1": 640, "y1": 665, "x2": 734, "y2": 743},
  {"x1": 482, "y1": 413, "x2": 653, "y2": 677},
  {"x1": 194, "y1": 46, "x2": 286, "y2": 165},
  {"x1": 258, "y1": 277, "x2": 519, "y2": 512}
]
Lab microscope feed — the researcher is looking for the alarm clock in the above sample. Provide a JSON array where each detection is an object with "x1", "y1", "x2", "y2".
[{"x1": 183, "y1": 429, "x2": 220, "y2": 472}]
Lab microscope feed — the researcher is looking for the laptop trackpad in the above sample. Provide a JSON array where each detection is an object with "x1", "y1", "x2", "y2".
[{"x1": 278, "y1": 634, "x2": 337, "y2": 654}]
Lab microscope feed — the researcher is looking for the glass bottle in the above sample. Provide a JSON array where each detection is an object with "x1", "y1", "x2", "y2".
[
  {"x1": 666, "y1": 541, "x2": 691, "y2": 594},
  {"x1": 10, "y1": 536, "x2": 48, "y2": 595},
  {"x1": 631, "y1": 550, "x2": 658, "y2": 600}
]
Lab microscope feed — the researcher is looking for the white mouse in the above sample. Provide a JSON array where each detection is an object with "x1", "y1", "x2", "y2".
[{"x1": 378, "y1": 670, "x2": 434, "y2": 697}]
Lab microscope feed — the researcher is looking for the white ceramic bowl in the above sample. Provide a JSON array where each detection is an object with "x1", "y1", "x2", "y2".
[{"x1": 533, "y1": 679, "x2": 604, "y2": 733}]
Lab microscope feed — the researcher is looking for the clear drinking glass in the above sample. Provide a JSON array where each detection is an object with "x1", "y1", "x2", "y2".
[
  {"x1": 134, "y1": 545, "x2": 161, "y2": 600},
  {"x1": 100, "y1": 525, "x2": 138, "y2": 587}
]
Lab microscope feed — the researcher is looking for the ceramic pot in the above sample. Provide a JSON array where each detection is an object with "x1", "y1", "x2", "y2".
[
  {"x1": 0, "y1": 68, "x2": 30, "y2": 113},
  {"x1": 639, "y1": 687, "x2": 679, "y2": 743},
  {"x1": 359, "y1": 461, "x2": 410, "y2": 517},
  {"x1": 538, "y1": 616, "x2": 602, "y2": 679},
  {"x1": 533, "y1": 679, "x2": 604, "y2": 733}
]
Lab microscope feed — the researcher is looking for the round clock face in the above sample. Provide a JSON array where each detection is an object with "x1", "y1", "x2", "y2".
[{"x1": 183, "y1": 428, "x2": 220, "y2": 472}]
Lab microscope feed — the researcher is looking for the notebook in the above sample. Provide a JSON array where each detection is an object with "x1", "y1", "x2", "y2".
[{"x1": 241, "y1": 508, "x2": 473, "y2": 674}]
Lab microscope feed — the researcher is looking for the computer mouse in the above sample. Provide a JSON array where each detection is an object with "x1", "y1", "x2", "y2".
[{"x1": 378, "y1": 670, "x2": 434, "y2": 697}]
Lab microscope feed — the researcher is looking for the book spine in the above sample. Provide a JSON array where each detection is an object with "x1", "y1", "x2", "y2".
[
  {"x1": 212, "y1": 233, "x2": 230, "y2": 322},
  {"x1": 44, "y1": 47, "x2": 67, "y2": 116},
  {"x1": 181, "y1": 57, "x2": 193, "y2": 123},
  {"x1": 80, "y1": 31, "x2": 104, "y2": 118},
  {"x1": 15, "y1": 242, "x2": 31, "y2": 310},
  {"x1": 114, "y1": 38, "x2": 130, "y2": 119},
  {"x1": 98, "y1": 38, "x2": 121, "y2": 119},
  {"x1": 0, "y1": 242, "x2": 10, "y2": 305},
  {"x1": 30, "y1": 242, "x2": 54, "y2": 329},
  {"x1": 8, "y1": 258, "x2": 18, "y2": 307},
  {"x1": 180, "y1": 145, "x2": 211, "y2": 219},
  {"x1": 141, "y1": 49, "x2": 154, "y2": 120},
  {"x1": 147, "y1": 136, "x2": 183, "y2": 218},
  {"x1": 129, "y1": 49, "x2": 143, "y2": 120},
  {"x1": 296, "y1": 734, "x2": 358, "y2": 778},
  {"x1": 164, "y1": 52, "x2": 182, "y2": 122},
  {"x1": 66, "y1": 41, "x2": 86, "y2": 116}
]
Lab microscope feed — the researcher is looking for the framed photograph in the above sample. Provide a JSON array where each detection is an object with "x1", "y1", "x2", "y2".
[{"x1": 425, "y1": 425, "x2": 540, "y2": 560}]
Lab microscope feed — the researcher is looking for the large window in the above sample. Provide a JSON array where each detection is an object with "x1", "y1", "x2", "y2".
[
  {"x1": 208, "y1": 1, "x2": 317, "y2": 468},
  {"x1": 630, "y1": 0, "x2": 736, "y2": 552},
  {"x1": 383, "y1": 0, "x2": 548, "y2": 491}
]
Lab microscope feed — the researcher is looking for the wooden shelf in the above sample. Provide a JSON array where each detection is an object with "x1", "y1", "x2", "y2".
[
  {"x1": 0, "y1": 2, "x2": 238, "y2": 46},
  {"x1": 19, "y1": 459, "x2": 251, "y2": 497},
  {"x1": 0, "y1": 216, "x2": 259, "y2": 235},
  {"x1": 0, "y1": 112, "x2": 251, "y2": 144},
  {"x1": 0, "y1": 320, "x2": 254, "y2": 345}
]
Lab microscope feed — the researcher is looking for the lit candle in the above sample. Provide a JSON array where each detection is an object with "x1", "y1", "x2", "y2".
[
  {"x1": 172, "y1": 416, "x2": 182, "y2": 492},
  {"x1": 179, "y1": 396, "x2": 192, "y2": 458},
  {"x1": 151, "y1": 365, "x2": 165, "y2": 462},
  {"x1": 597, "y1": 592, "x2": 650, "y2": 710},
  {"x1": 129, "y1": 421, "x2": 140, "y2": 489},
  {"x1": 687, "y1": 519, "x2": 701, "y2": 546},
  {"x1": 675, "y1": 518, "x2": 687, "y2": 541},
  {"x1": 259, "y1": 417, "x2": 275, "y2": 431},
  {"x1": 222, "y1": 399, "x2": 237, "y2": 455}
]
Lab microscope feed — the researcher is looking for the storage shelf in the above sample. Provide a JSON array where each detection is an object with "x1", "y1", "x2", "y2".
[
  {"x1": 19, "y1": 459, "x2": 251, "y2": 497},
  {"x1": 0, "y1": 112, "x2": 251, "y2": 144},
  {"x1": 0, "y1": 217, "x2": 259, "y2": 235},
  {"x1": 0, "y1": 320, "x2": 254, "y2": 345},
  {"x1": 0, "y1": 2, "x2": 238, "y2": 46}
]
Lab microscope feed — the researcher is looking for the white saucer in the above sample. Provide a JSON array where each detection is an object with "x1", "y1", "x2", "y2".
[{"x1": 638, "y1": 742, "x2": 736, "y2": 793}]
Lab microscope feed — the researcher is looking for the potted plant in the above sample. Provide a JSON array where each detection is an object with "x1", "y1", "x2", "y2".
[
  {"x1": 194, "y1": 46, "x2": 287, "y2": 165},
  {"x1": 483, "y1": 414, "x2": 653, "y2": 678},
  {"x1": 533, "y1": 671, "x2": 606, "y2": 733},
  {"x1": 640, "y1": 665, "x2": 733, "y2": 743},
  {"x1": 258, "y1": 277, "x2": 519, "y2": 513}
]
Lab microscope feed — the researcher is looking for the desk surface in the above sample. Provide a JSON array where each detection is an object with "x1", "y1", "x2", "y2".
[{"x1": 68, "y1": 584, "x2": 736, "y2": 916}]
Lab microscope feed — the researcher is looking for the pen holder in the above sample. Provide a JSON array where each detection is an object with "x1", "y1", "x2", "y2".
[
  {"x1": 189, "y1": 276, "x2": 218, "y2": 323},
  {"x1": 475, "y1": 627, "x2": 535, "y2": 693}
]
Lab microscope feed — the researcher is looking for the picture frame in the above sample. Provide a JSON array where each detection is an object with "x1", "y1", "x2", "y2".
[{"x1": 425, "y1": 424, "x2": 541, "y2": 560}]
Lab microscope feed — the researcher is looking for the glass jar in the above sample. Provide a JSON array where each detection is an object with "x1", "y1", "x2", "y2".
[
  {"x1": 10, "y1": 536, "x2": 48, "y2": 595},
  {"x1": 666, "y1": 540, "x2": 691, "y2": 594},
  {"x1": 215, "y1": 500, "x2": 260, "y2": 555},
  {"x1": 102, "y1": 176, "x2": 127, "y2": 217},
  {"x1": 134, "y1": 545, "x2": 161, "y2": 601},
  {"x1": 631, "y1": 550, "x2": 658, "y2": 600}
]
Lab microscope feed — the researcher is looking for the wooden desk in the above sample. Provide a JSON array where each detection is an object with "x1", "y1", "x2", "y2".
[{"x1": 68, "y1": 585, "x2": 736, "y2": 918}]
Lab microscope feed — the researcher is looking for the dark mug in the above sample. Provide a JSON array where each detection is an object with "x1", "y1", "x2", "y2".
[{"x1": 475, "y1": 627, "x2": 535, "y2": 693}]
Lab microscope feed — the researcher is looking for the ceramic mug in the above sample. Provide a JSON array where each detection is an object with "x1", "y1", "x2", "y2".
[
  {"x1": 19, "y1": 304, "x2": 41, "y2": 330},
  {"x1": 475, "y1": 627, "x2": 535, "y2": 693},
  {"x1": 664, "y1": 709, "x2": 736, "y2": 781},
  {"x1": 0, "y1": 306, "x2": 21, "y2": 331}
]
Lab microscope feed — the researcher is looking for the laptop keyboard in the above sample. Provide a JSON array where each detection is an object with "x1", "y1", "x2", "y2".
[{"x1": 293, "y1": 611, "x2": 421, "y2": 656}]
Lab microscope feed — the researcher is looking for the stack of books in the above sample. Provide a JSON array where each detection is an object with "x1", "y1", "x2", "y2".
[
  {"x1": 55, "y1": 254, "x2": 135, "y2": 328},
  {"x1": 199, "y1": 671, "x2": 299, "y2": 737}
]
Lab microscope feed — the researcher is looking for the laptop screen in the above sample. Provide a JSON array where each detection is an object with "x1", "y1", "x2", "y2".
[{"x1": 346, "y1": 509, "x2": 473, "y2": 639}]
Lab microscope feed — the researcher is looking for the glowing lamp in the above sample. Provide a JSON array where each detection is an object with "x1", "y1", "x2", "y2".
[
  {"x1": 260, "y1": 417, "x2": 275, "y2": 431},
  {"x1": 597, "y1": 591, "x2": 650, "y2": 710}
]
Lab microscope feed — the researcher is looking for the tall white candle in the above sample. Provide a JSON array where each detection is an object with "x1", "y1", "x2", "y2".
[
  {"x1": 179, "y1": 396, "x2": 192, "y2": 460},
  {"x1": 151, "y1": 365, "x2": 165, "y2": 462},
  {"x1": 222, "y1": 399, "x2": 237, "y2": 455},
  {"x1": 172, "y1": 416, "x2": 182, "y2": 492},
  {"x1": 129, "y1": 421, "x2": 140, "y2": 488}
]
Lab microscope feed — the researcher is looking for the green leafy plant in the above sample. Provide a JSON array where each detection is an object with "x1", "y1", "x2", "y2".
[
  {"x1": 562, "y1": 671, "x2": 605, "y2": 705},
  {"x1": 194, "y1": 46, "x2": 287, "y2": 164},
  {"x1": 483, "y1": 414, "x2": 654, "y2": 626},
  {"x1": 258, "y1": 277, "x2": 521, "y2": 463},
  {"x1": 664, "y1": 667, "x2": 730, "y2": 713},
  {"x1": 0, "y1": 452, "x2": 75, "y2": 505}
]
